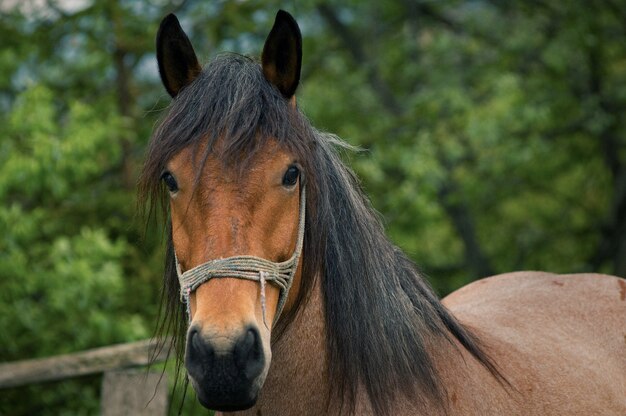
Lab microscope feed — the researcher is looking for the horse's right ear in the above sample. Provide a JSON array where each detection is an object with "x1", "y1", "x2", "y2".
[{"x1": 156, "y1": 14, "x2": 202, "y2": 98}]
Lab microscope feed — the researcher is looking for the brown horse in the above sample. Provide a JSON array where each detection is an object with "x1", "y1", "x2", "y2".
[{"x1": 139, "y1": 10, "x2": 626, "y2": 416}]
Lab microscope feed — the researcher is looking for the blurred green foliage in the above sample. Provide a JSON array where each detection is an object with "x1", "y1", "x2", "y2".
[{"x1": 0, "y1": 0, "x2": 624, "y2": 414}]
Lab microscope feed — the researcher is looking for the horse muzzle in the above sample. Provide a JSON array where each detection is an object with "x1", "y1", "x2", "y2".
[{"x1": 185, "y1": 323, "x2": 267, "y2": 411}]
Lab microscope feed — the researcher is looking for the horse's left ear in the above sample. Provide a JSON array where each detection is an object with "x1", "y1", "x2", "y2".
[{"x1": 262, "y1": 10, "x2": 302, "y2": 99}]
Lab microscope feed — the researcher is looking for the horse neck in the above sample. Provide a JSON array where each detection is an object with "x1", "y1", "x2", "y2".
[
  {"x1": 239, "y1": 276, "x2": 503, "y2": 416},
  {"x1": 251, "y1": 277, "x2": 449, "y2": 416}
]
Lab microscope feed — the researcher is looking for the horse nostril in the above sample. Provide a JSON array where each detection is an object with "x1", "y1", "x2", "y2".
[
  {"x1": 187, "y1": 325, "x2": 214, "y2": 364},
  {"x1": 234, "y1": 326, "x2": 264, "y2": 380},
  {"x1": 191, "y1": 328, "x2": 204, "y2": 353}
]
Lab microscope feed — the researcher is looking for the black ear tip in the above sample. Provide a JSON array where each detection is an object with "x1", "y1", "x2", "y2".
[
  {"x1": 157, "y1": 14, "x2": 178, "y2": 48},
  {"x1": 159, "y1": 13, "x2": 181, "y2": 33},
  {"x1": 276, "y1": 9, "x2": 293, "y2": 20},
  {"x1": 275, "y1": 10, "x2": 299, "y2": 30}
]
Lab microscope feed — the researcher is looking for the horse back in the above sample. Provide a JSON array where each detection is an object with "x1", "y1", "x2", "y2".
[{"x1": 443, "y1": 272, "x2": 626, "y2": 415}]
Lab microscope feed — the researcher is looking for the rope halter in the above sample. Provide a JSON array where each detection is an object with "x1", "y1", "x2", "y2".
[{"x1": 174, "y1": 187, "x2": 306, "y2": 327}]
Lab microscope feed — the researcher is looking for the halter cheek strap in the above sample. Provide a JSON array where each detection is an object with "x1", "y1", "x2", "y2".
[{"x1": 174, "y1": 187, "x2": 306, "y2": 327}]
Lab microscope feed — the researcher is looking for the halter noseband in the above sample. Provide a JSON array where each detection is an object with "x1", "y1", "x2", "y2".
[{"x1": 174, "y1": 187, "x2": 306, "y2": 327}]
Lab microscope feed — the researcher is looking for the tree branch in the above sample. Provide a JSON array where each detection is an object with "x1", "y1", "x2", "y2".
[
  {"x1": 400, "y1": 0, "x2": 503, "y2": 47},
  {"x1": 317, "y1": 3, "x2": 403, "y2": 115},
  {"x1": 435, "y1": 150, "x2": 495, "y2": 279},
  {"x1": 584, "y1": 23, "x2": 626, "y2": 276}
]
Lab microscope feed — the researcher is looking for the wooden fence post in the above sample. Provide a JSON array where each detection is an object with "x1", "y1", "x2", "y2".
[{"x1": 100, "y1": 369, "x2": 168, "y2": 416}]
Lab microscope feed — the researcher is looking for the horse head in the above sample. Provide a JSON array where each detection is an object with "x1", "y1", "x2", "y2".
[{"x1": 150, "y1": 10, "x2": 307, "y2": 411}]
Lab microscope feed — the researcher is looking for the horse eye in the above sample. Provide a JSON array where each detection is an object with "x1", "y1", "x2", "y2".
[
  {"x1": 282, "y1": 165, "x2": 300, "y2": 187},
  {"x1": 161, "y1": 171, "x2": 179, "y2": 193}
]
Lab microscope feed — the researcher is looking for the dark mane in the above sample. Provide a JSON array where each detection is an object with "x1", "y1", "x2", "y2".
[{"x1": 138, "y1": 53, "x2": 503, "y2": 415}]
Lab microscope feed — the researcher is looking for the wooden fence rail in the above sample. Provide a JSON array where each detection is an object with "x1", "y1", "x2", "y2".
[{"x1": 0, "y1": 338, "x2": 172, "y2": 415}]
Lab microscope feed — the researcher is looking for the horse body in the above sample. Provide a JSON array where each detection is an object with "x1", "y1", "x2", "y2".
[
  {"x1": 227, "y1": 272, "x2": 625, "y2": 416},
  {"x1": 444, "y1": 272, "x2": 626, "y2": 415},
  {"x1": 141, "y1": 10, "x2": 626, "y2": 416}
]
